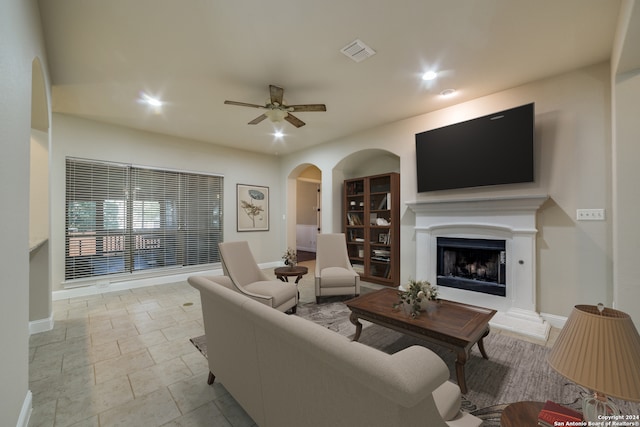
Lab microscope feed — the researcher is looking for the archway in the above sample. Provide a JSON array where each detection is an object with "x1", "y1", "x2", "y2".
[
  {"x1": 286, "y1": 164, "x2": 321, "y2": 256},
  {"x1": 330, "y1": 149, "x2": 400, "y2": 234},
  {"x1": 29, "y1": 57, "x2": 52, "y2": 331}
]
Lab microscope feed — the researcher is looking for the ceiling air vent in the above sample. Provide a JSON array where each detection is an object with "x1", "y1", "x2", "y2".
[{"x1": 340, "y1": 39, "x2": 376, "y2": 63}]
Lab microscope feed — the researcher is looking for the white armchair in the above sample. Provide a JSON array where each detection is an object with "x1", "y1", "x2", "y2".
[
  {"x1": 218, "y1": 241, "x2": 298, "y2": 313},
  {"x1": 315, "y1": 233, "x2": 360, "y2": 303}
]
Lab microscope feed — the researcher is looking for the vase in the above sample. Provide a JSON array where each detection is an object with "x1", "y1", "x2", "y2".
[{"x1": 420, "y1": 298, "x2": 440, "y2": 313}]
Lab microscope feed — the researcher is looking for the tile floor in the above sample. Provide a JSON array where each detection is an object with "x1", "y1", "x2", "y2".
[
  {"x1": 28, "y1": 278, "x2": 255, "y2": 427},
  {"x1": 28, "y1": 261, "x2": 558, "y2": 426}
]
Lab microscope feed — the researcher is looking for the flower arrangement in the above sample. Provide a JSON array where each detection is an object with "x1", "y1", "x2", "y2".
[
  {"x1": 393, "y1": 278, "x2": 438, "y2": 318},
  {"x1": 282, "y1": 247, "x2": 297, "y2": 268}
]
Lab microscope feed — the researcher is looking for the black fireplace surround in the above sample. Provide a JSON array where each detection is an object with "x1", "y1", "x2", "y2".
[{"x1": 436, "y1": 237, "x2": 506, "y2": 297}]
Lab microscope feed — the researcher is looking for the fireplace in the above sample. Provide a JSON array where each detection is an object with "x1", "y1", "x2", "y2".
[
  {"x1": 406, "y1": 195, "x2": 550, "y2": 340},
  {"x1": 437, "y1": 237, "x2": 506, "y2": 296}
]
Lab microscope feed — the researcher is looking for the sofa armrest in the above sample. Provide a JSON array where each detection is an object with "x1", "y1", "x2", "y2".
[
  {"x1": 433, "y1": 380, "x2": 462, "y2": 421},
  {"x1": 384, "y1": 345, "x2": 450, "y2": 406}
]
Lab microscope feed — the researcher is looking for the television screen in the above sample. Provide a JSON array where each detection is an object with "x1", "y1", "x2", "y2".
[{"x1": 415, "y1": 103, "x2": 534, "y2": 192}]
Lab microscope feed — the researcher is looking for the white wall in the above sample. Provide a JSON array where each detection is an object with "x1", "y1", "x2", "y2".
[
  {"x1": 0, "y1": 0, "x2": 49, "y2": 424},
  {"x1": 613, "y1": 71, "x2": 640, "y2": 326},
  {"x1": 50, "y1": 114, "x2": 284, "y2": 291},
  {"x1": 611, "y1": 0, "x2": 640, "y2": 326},
  {"x1": 283, "y1": 62, "x2": 614, "y2": 320},
  {"x1": 30, "y1": 129, "x2": 50, "y2": 322}
]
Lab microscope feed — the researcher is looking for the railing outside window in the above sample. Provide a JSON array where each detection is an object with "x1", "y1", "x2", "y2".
[{"x1": 65, "y1": 158, "x2": 223, "y2": 280}]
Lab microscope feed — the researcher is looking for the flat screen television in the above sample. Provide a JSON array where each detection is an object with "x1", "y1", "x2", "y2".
[{"x1": 415, "y1": 103, "x2": 534, "y2": 192}]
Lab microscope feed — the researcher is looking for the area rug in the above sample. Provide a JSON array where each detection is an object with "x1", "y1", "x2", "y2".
[{"x1": 191, "y1": 300, "x2": 640, "y2": 426}]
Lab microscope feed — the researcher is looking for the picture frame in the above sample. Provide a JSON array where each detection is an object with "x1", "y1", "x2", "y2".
[
  {"x1": 378, "y1": 233, "x2": 389, "y2": 244},
  {"x1": 237, "y1": 184, "x2": 269, "y2": 231}
]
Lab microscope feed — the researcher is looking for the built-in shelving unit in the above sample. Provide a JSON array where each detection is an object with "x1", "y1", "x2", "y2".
[{"x1": 343, "y1": 172, "x2": 399, "y2": 286}]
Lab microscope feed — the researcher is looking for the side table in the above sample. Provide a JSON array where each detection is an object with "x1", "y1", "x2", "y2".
[
  {"x1": 500, "y1": 401, "x2": 545, "y2": 427},
  {"x1": 274, "y1": 266, "x2": 308, "y2": 300},
  {"x1": 274, "y1": 265, "x2": 308, "y2": 284}
]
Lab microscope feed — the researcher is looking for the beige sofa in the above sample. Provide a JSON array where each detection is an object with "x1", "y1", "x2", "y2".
[{"x1": 188, "y1": 275, "x2": 482, "y2": 427}]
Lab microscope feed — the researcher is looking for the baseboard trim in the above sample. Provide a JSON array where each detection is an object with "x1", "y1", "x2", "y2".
[
  {"x1": 490, "y1": 309, "x2": 551, "y2": 341},
  {"x1": 52, "y1": 261, "x2": 282, "y2": 301},
  {"x1": 540, "y1": 312, "x2": 568, "y2": 329},
  {"x1": 17, "y1": 390, "x2": 32, "y2": 427},
  {"x1": 53, "y1": 268, "x2": 224, "y2": 300},
  {"x1": 29, "y1": 315, "x2": 54, "y2": 335}
]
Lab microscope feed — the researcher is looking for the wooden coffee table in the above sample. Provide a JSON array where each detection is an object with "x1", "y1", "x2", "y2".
[{"x1": 345, "y1": 288, "x2": 496, "y2": 394}]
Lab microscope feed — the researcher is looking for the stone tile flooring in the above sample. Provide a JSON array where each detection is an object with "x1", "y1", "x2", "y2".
[
  {"x1": 28, "y1": 279, "x2": 258, "y2": 427},
  {"x1": 28, "y1": 260, "x2": 558, "y2": 426}
]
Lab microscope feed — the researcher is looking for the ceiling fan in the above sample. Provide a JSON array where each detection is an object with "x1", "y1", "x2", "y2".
[{"x1": 224, "y1": 85, "x2": 326, "y2": 128}]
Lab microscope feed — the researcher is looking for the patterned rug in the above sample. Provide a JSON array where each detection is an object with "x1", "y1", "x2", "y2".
[{"x1": 191, "y1": 299, "x2": 640, "y2": 426}]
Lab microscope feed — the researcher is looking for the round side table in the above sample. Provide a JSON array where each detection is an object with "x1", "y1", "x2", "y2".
[
  {"x1": 500, "y1": 401, "x2": 545, "y2": 427},
  {"x1": 274, "y1": 265, "x2": 308, "y2": 284}
]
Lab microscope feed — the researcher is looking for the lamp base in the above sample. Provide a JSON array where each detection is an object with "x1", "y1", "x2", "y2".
[{"x1": 582, "y1": 393, "x2": 619, "y2": 422}]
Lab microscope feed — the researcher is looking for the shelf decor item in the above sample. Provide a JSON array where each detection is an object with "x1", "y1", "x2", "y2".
[
  {"x1": 393, "y1": 279, "x2": 438, "y2": 318},
  {"x1": 546, "y1": 304, "x2": 640, "y2": 422}
]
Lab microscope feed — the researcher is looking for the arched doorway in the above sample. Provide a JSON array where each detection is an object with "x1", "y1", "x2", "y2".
[
  {"x1": 286, "y1": 164, "x2": 321, "y2": 257},
  {"x1": 330, "y1": 149, "x2": 401, "y2": 233},
  {"x1": 29, "y1": 57, "x2": 52, "y2": 332}
]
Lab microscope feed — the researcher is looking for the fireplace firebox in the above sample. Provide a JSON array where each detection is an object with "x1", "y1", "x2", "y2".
[{"x1": 436, "y1": 237, "x2": 506, "y2": 297}]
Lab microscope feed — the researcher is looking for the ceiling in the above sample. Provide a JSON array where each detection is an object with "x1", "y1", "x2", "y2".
[{"x1": 38, "y1": 0, "x2": 622, "y2": 155}]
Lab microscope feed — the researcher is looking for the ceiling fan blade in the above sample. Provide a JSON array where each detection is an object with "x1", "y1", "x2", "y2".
[
  {"x1": 248, "y1": 114, "x2": 268, "y2": 125},
  {"x1": 289, "y1": 104, "x2": 327, "y2": 112},
  {"x1": 224, "y1": 100, "x2": 265, "y2": 108},
  {"x1": 284, "y1": 113, "x2": 305, "y2": 128},
  {"x1": 269, "y1": 85, "x2": 284, "y2": 105}
]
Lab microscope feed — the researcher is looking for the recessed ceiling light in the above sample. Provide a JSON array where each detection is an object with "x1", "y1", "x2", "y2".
[
  {"x1": 422, "y1": 71, "x2": 437, "y2": 81},
  {"x1": 139, "y1": 92, "x2": 163, "y2": 107},
  {"x1": 440, "y1": 89, "x2": 456, "y2": 97}
]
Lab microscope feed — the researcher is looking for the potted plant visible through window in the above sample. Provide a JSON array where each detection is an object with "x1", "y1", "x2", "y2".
[
  {"x1": 282, "y1": 248, "x2": 297, "y2": 269},
  {"x1": 393, "y1": 278, "x2": 438, "y2": 318}
]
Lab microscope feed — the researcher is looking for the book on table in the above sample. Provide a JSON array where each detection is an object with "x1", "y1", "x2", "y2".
[{"x1": 538, "y1": 400, "x2": 583, "y2": 427}]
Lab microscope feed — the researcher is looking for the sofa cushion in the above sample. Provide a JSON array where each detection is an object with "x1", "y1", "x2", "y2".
[
  {"x1": 319, "y1": 267, "x2": 358, "y2": 287},
  {"x1": 244, "y1": 280, "x2": 297, "y2": 307}
]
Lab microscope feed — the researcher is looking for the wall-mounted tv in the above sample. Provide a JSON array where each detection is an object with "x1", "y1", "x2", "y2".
[{"x1": 415, "y1": 103, "x2": 534, "y2": 192}]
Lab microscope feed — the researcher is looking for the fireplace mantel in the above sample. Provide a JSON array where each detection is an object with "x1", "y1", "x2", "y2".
[
  {"x1": 406, "y1": 194, "x2": 549, "y2": 215},
  {"x1": 406, "y1": 194, "x2": 550, "y2": 340}
]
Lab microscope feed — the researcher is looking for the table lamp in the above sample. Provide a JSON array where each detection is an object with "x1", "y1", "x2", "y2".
[{"x1": 547, "y1": 304, "x2": 640, "y2": 421}]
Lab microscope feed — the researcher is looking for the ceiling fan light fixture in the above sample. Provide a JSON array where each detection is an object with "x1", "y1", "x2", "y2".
[
  {"x1": 422, "y1": 71, "x2": 437, "y2": 81},
  {"x1": 264, "y1": 108, "x2": 289, "y2": 122}
]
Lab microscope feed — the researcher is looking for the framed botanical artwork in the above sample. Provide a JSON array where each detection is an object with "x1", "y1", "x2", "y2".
[{"x1": 237, "y1": 184, "x2": 269, "y2": 231}]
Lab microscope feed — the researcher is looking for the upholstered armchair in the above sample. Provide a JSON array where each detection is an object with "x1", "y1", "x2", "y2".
[
  {"x1": 315, "y1": 233, "x2": 360, "y2": 303},
  {"x1": 218, "y1": 241, "x2": 298, "y2": 313}
]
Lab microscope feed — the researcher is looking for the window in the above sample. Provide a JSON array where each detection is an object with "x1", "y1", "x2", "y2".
[{"x1": 65, "y1": 158, "x2": 223, "y2": 280}]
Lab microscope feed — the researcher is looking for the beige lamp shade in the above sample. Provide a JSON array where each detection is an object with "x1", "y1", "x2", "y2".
[{"x1": 547, "y1": 305, "x2": 640, "y2": 402}]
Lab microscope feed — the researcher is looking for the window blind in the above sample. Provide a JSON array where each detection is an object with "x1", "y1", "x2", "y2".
[{"x1": 65, "y1": 158, "x2": 223, "y2": 280}]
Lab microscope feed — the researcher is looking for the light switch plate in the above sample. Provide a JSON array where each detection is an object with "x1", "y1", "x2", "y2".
[{"x1": 576, "y1": 208, "x2": 605, "y2": 221}]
